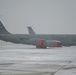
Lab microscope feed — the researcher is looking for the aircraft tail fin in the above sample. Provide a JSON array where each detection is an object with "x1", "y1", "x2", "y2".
[
  {"x1": 27, "y1": 27, "x2": 36, "y2": 34},
  {"x1": 0, "y1": 21, "x2": 10, "y2": 34}
]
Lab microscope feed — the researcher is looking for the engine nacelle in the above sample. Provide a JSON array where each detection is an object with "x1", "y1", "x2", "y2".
[
  {"x1": 28, "y1": 38, "x2": 46, "y2": 48},
  {"x1": 45, "y1": 40, "x2": 62, "y2": 47}
]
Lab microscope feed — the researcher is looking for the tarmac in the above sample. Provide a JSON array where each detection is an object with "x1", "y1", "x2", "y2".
[{"x1": 0, "y1": 43, "x2": 76, "y2": 75}]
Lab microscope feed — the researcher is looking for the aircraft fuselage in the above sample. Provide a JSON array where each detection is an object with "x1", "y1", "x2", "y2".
[{"x1": 0, "y1": 34, "x2": 76, "y2": 46}]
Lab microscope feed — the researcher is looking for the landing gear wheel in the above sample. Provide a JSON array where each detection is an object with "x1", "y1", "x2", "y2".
[{"x1": 36, "y1": 46, "x2": 47, "y2": 49}]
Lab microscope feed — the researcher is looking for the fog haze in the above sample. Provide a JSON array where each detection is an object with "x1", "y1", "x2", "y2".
[{"x1": 0, "y1": 0, "x2": 76, "y2": 34}]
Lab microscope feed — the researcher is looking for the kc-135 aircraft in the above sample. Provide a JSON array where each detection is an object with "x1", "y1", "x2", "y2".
[{"x1": 0, "y1": 21, "x2": 76, "y2": 48}]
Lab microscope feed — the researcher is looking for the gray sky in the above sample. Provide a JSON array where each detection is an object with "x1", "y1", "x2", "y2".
[{"x1": 0, "y1": 0, "x2": 76, "y2": 34}]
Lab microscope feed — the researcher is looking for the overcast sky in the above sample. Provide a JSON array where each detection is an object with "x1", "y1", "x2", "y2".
[{"x1": 0, "y1": 0, "x2": 76, "y2": 34}]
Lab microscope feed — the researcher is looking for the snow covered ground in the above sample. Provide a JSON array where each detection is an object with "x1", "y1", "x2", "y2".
[{"x1": 0, "y1": 41, "x2": 76, "y2": 75}]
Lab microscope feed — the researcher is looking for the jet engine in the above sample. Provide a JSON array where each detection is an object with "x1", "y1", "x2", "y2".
[
  {"x1": 45, "y1": 40, "x2": 62, "y2": 47},
  {"x1": 28, "y1": 38, "x2": 62, "y2": 48}
]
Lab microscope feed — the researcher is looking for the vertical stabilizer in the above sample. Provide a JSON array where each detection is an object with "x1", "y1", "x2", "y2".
[
  {"x1": 0, "y1": 21, "x2": 10, "y2": 34},
  {"x1": 27, "y1": 27, "x2": 36, "y2": 34}
]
